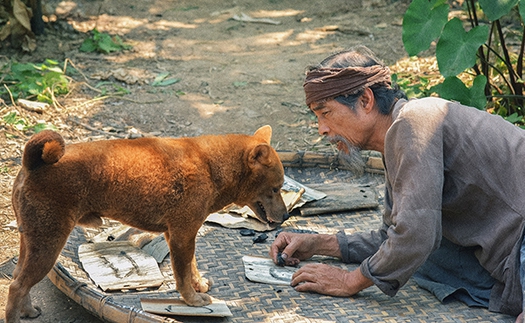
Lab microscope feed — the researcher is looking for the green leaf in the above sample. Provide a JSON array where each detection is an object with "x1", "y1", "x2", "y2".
[
  {"x1": 402, "y1": 0, "x2": 449, "y2": 56},
  {"x1": 97, "y1": 33, "x2": 122, "y2": 53},
  {"x1": 479, "y1": 0, "x2": 518, "y2": 21},
  {"x1": 10, "y1": 62, "x2": 34, "y2": 75},
  {"x1": 156, "y1": 78, "x2": 180, "y2": 86},
  {"x1": 3, "y1": 111, "x2": 19, "y2": 124},
  {"x1": 80, "y1": 29, "x2": 131, "y2": 54},
  {"x1": 94, "y1": 81, "x2": 111, "y2": 88},
  {"x1": 44, "y1": 59, "x2": 59, "y2": 65},
  {"x1": 153, "y1": 72, "x2": 169, "y2": 82},
  {"x1": 438, "y1": 75, "x2": 487, "y2": 109},
  {"x1": 33, "y1": 122, "x2": 58, "y2": 133},
  {"x1": 152, "y1": 72, "x2": 180, "y2": 86},
  {"x1": 2, "y1": 111, "x2": 29, "y2": 130},
  {"x1": 113, "y1": 35, "x2": 132, "y2": 50},
  {"x1": 505, "y1": 112, "x2": 523, "y2": 123},
  {"x1": 92, "y1": 28, "x2": 101, "y2": 38},
  {"x1": 520, "y1": 0, "x2": 525, "y2": 25},
  {"x1": 233, "y1": 81, "x2": 248, "y2": 87},
  {"x1": 1, "y1": 60, "x2": 70, "y2": 104},
  {"x1": 80, "y1": 38, "x2": 97, "y2": 53},
  {"x1": 42, "y1": 65, "x2": 63, "y2": 73},
  {"x1": 436, "y1": 18, "x2": 489, "y2": 78}
]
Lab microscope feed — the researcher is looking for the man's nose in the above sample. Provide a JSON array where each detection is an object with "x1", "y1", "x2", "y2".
[{"x1": 317, "y1": 120, "x2": 329, "y2": 136}]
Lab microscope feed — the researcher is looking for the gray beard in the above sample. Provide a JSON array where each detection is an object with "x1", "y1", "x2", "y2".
[{"x1": 331, "y1": 135, "x2": 366, "y2": 176}]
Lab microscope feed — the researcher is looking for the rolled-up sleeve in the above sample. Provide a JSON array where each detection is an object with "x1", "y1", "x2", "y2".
[
  {"x1": 336, "y1": 225, "x2": 388, "y2": 263},
  {"x1": 360, "y1": 209, "x2": 442, "y2": 296}
]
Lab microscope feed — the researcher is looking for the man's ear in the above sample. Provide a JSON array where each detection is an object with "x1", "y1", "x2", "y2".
[
  {"x1": 249, "y1": 143, "x2": 272, "y2": 167},
  {"x1": 253, "y1": 125, "x2": 272, "y2": 144},
  {"x1": 360, "y1": 87, "x2": 376, "y2": 114}
]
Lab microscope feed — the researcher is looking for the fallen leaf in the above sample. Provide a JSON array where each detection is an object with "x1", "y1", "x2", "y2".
[
  {"x1": 18, "y1": 99, "x2": 49, "y2": 113},
  {"x1": 315, "y1": 25, "x2": 339, "y2": 32},
  {"x1": 21, "y1": 34, "x2": 36, "y2": 52},
  {"x1": 12, "y1": 0, "x2": 31, "y2": 31},
  {"x1": 0, "y1": 23, "x2": 10, "y2": 41},
  {"x1": 113, "y1": 68, "x2": 139, "y2": 84},
  {"x1": 261, "y1": 79, "x2": 282, "y2": 85},
  {"x1": 231, "y1": 12, "x2": 281, "y2": 25},
  {"x1": 90, "y1": 68, "x2": 146, "y2": 84}
]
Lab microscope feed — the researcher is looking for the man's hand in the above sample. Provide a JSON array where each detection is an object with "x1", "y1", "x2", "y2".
[
  {"x1": 291, "y1": 264, "x2": 373, "y2": 297},
  {"x1": 269, "y1": 232, "x2": 318, "y2": 266},
  {"x1": 270, "y1": 232, "x2": 342, "y2": 266}
]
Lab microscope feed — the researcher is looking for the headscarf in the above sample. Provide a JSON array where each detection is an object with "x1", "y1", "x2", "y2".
[{"x1": 303, "y1": 65, "x2": 391, "y2": 106}]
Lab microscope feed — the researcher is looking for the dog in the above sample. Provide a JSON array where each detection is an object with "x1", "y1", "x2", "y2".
[{"x1": 6, "y1": 125, "x2": 289, "y2": 322}]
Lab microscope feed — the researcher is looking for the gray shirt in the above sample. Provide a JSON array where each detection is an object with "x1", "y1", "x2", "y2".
[{"x1": 337, "y1": 97, "x2": 525, "y2": 315}]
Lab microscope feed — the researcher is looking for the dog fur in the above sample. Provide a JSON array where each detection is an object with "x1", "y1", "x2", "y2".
[{"x1": 6, "y1": 125, "x2": 288, "y2": 322}]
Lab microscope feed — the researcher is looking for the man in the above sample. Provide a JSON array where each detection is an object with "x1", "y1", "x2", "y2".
[{"x1": 269, "y1": 45, "x2": 525, "y2": 321}]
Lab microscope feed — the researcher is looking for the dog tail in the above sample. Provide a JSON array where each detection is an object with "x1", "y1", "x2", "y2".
[{"x1": 22, "y1": 130, "x2": 65, "y2": 170}]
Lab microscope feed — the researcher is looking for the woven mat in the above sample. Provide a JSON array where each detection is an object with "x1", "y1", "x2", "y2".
[{"x1": 49, "y1": 167, "x2": 515, "y2": 323}]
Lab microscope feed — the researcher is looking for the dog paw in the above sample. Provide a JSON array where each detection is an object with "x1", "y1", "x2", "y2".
[
  {"x1": 21, "y1": 305, "x2": 41, "y2": 318},
  {"x1": 184, "y1": 292, "x2": 212, "y2": 307},
  {"x1": 193, "y1": 277, "x2": 212, "y2": 293}
]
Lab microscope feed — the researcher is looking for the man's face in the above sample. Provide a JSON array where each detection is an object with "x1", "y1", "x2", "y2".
[{"x1": 310, "y1": 99, "x2": 367, "y2": 172}]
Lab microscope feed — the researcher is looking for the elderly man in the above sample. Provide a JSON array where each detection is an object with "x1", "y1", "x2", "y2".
[{"x1": 270, "y1": 45, "x2": 525, "y2": 321}]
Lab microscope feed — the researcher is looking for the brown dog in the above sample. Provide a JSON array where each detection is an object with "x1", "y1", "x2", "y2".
[{"x1": 6, "y1": 125, "x2": 288, "y2": 322}]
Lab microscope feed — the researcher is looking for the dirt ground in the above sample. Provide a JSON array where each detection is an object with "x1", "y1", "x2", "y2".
[{"x1": 0, "y1": 0, "x2": 410, "y2": 321}]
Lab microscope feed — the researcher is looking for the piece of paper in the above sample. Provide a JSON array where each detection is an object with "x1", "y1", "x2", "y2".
[
  {"x1": 78, "y1": 241, "x2": 164, "y2": 291},
  {"x1": 282, "y1": 175, "x2": 327, "y2": 202},
  {"x1": 205, "y1": 212, "x2": 278, "y2": 231},
  {"x1": 142, "y1": 234, "x2": 170, "y2": 263},
  {"x1": 242, "y1": 255, "x2": 297, "y2": 286},
  {"x1": 140, "y1": 297, "x2": 232, "y2": 317},
  {"x1": 89, "y1": 224, "x2": 133, "y2": 243}
]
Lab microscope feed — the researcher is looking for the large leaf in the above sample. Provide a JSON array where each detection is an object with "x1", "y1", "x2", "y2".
[
  {"x1": 520, "y1": 0, "x2": 525, "y2": 25},
  {"x1": 438, "y1": 75, "x2": 487, "y2": 109},
  {"x1": 479, "y1": 0, "x2": 519, "y2": 21},
  {"x1": 402, "y1": 0, "x2": 449, "y2": 56},
  {"x1": 436, "y1": 18, "x2": 489, "y2": 78}
]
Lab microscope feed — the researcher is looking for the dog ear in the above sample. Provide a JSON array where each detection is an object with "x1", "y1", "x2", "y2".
[
  {"x1": 253, "y1": 125, "x2": 272, "y2": 144},
  {"x1": 249, "y1": 143, "x2": 273, "y2": 167}
]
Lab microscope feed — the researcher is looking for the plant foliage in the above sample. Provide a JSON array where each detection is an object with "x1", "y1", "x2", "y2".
[
  {"x1": 80, "y1": 28, "x2": 132, "y2": 54},
  {"x1": 402, "y1": 0, "x2": 525, "y2": 126},
  {"x1": 0, "y1": 59, "x2": 69, "y2": 103}
]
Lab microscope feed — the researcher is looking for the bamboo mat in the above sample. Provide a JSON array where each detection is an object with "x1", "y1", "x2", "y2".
[{"x1": 47, "y1": 153, "x2": 516, "y2": 323}]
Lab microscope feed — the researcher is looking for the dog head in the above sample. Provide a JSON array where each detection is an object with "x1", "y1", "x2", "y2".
[{"x1": 241, "y1": 126, "x2": 289, "y2": 224}]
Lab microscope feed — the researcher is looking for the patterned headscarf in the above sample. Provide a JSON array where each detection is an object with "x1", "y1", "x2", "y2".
[{"x1": 303, "y1": 65, "x2": 391, "y2": 106}]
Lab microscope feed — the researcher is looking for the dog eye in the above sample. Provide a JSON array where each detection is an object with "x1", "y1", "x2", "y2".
[{"x1": 272, "y1": 188, "x2": 280, "y2": 193}]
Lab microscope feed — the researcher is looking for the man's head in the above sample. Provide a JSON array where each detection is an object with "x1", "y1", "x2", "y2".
[{"x1": 304, "y1": 46, "x2": 405, "y2": 162}]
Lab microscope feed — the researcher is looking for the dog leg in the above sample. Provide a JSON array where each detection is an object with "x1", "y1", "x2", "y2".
[
  {"x1": 6, "y1": 235, "x2": 42, "y2": 323},
  {"x1": 6, "y1": 281, "x2": 42, "y2": 323},
  {"x1": 190, "y1": 254, "x2": 211, "y2": 292},
  {"x1": 165, "y1": 230, "x2": 212, "y2": 306},
  {"x1": 6, "y1": 241, "x2": 42, "y2": 322},
  {"x1": 6, "y1": 222, "x2": 72, "y2": 322},
  {"x1": 6, "y1": 249, "x2": 64, "y2": 322}
]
